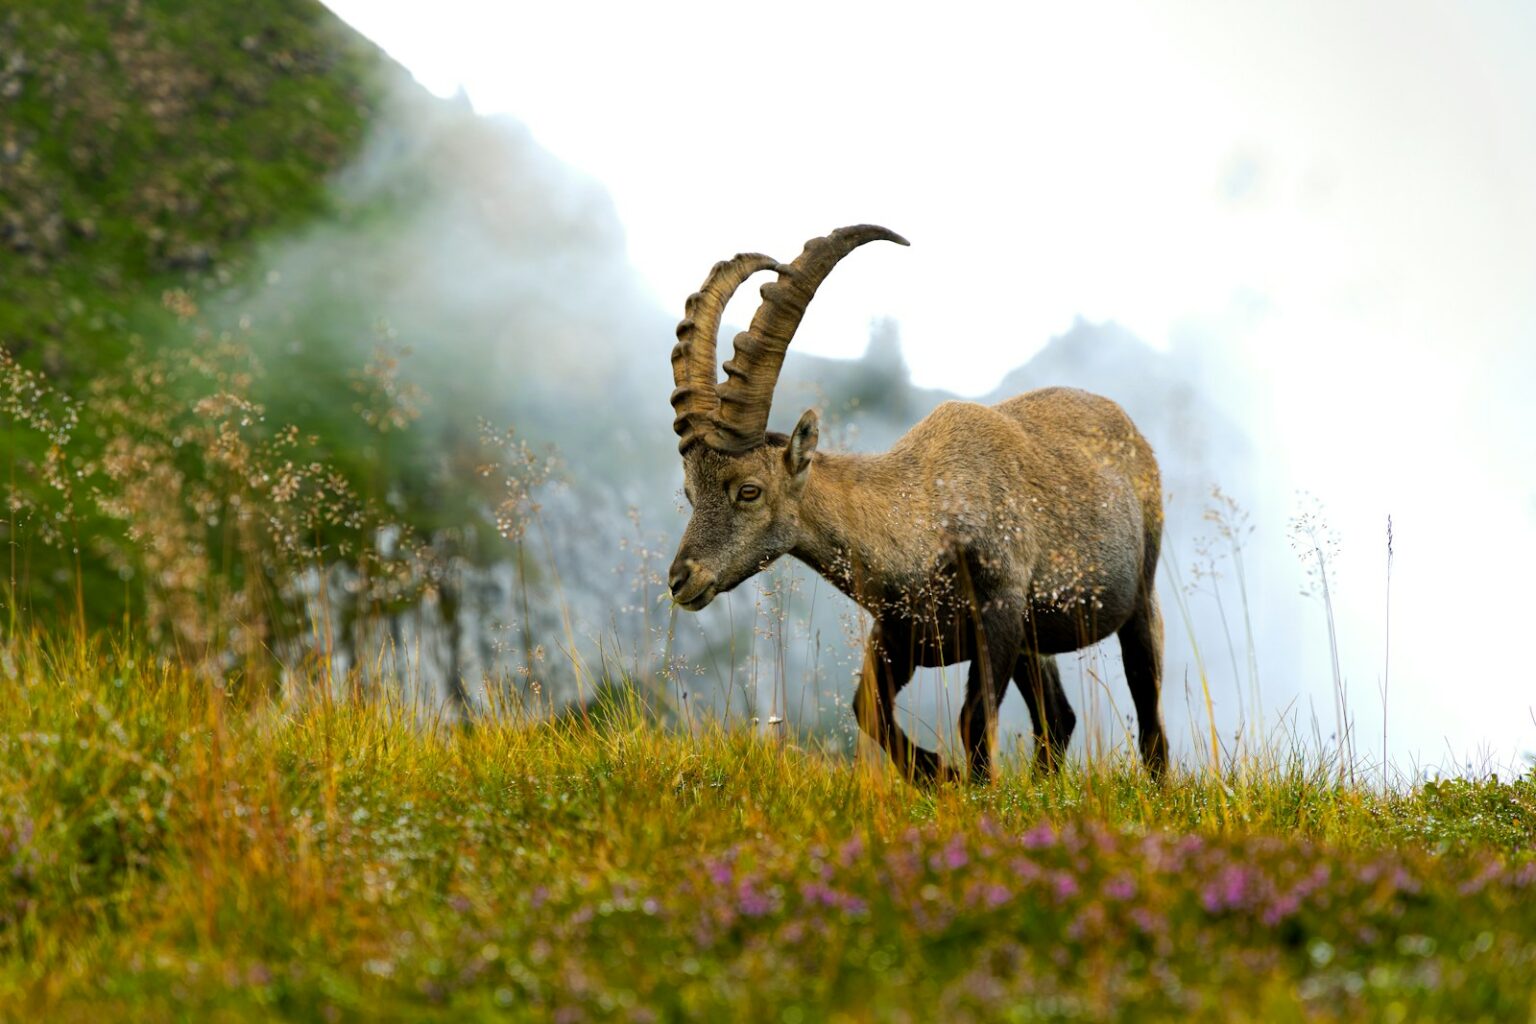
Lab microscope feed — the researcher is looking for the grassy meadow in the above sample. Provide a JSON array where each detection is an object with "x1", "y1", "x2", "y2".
[
  {"x1": 0, "y1": 629, "x2": 1532, "y2": 1022},
  {"x1": 5, "y1": 3, "x2": 1536, "y2": 1021}
]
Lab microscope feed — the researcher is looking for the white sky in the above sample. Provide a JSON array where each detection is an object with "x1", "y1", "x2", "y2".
[
  {"x1": 320, "y1": 0, "x2": 1536, "y2": 768},
  {"x1": 322, "y1": 1, "x2": 1536, "y2": 390}
]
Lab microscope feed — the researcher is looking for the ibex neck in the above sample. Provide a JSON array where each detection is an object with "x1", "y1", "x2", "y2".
[{"x1": 790, "y1": 450, "x2": 923, "y2": 605}]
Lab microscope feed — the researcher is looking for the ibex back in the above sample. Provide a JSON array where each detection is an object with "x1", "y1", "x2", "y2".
[{"x1": 667, "y1": 225, "x2": 1167, "y2": 784}]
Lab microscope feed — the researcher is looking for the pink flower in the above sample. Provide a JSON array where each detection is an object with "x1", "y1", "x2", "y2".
[
  {"x1": 932, "y1": 835, "x2": 968, "y2": 871},
  {"x1": 1021, "y1": 822, "x2": 1057, "y2": 850},
  {"x1": 1103, "y1": 875, "x2": 1136, "y2": 901}
]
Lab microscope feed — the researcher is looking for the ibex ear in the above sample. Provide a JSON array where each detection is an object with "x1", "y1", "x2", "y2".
[{"x1": 786, "y1": 408, "x2": 819, "y2": 484}]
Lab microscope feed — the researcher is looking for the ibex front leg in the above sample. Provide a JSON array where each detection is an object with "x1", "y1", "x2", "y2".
[
  {"x1": 853, "y1": 623, "x2": 955, "y2": 785},
  {"x1": 959, "y1": 606, "x2": 1026, "y2": 784}
]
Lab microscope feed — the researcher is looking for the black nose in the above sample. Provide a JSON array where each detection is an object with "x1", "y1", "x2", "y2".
[{"x1": 668, "y1": 561, "x2": 690, "y2": 596}]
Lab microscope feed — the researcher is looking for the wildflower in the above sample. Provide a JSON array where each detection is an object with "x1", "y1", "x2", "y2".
[
  {"x1": 706, "y1": 858, "x2": 733, "y2": 887},
  {"x1": 980, "y1": 883, "x2": 1012, "y2": 909},
  {"x1": 1103, "y1": 875, "x2": 1137, "y2": 902},
  {"x1": 1020, "y1": 821, "x2": 1056, "y2": 850},
  {"x1": 932, "y1": 835, "x2": 968, "y2": 871},
  {"x1": 1200, "y1": 864, "x2": 1254, "y2": 914},
  {"x1": 737, "y1": 883, "x2": 776, "y2": 917}
]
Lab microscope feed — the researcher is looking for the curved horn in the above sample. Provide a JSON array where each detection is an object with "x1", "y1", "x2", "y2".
[
  {"x1": 670, "y1": 253, "x2": 780, "y2": 452},
  {"x1": 710, "y1": 224, "x2": 908, "y2": 451}
]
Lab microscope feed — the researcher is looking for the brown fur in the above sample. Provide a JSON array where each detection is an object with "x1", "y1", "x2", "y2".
[
  {"x1": 667, "y1": 228, "x2": 1167, "y2": 784},
  {"x1": 670, "y1": 388, "x2": 1168, "y2": 783}
]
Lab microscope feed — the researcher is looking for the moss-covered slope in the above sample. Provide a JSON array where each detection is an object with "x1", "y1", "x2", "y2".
[
  {"x1": 1, "y1": 0, "x2": 377, "y2": 371},
  {"x1": 0, "y1": 1, "x2": 384, "y2": 625}
]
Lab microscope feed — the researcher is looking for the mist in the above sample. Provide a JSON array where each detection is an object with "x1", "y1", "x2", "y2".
[{"x1": 220, "y1": 48, "x2": 1533, "y2": 774}]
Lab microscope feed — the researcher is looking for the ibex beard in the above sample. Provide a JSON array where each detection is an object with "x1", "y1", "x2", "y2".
[{"x1": 666, "y1": 225, "x2": 1168, "y2": 786}]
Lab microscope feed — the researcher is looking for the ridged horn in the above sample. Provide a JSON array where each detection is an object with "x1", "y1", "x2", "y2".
[
  {"x1": 709, "y1": 225, "x2": 908, "y2": 452},
  {"x1": 670, "y1": 253, "x2": 780, "y2": 452}
]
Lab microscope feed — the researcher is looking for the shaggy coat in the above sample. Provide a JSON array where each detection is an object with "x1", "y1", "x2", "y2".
[{"x1": 668, "y1": 226, "x2": 1166, "y2": 783}]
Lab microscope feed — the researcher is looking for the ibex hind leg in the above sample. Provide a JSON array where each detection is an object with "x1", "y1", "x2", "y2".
[
  {"x1": 1117, "y1": 588, "x2": 1169, "y2": 778},
  {"x1": 853, "y1": 624, "x2": 954, "y2": 786},
  {"x1": 1012, "y1": 652, "x2": 1076, "y2": 773}
]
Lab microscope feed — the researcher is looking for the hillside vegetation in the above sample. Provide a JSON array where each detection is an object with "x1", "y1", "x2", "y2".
[
  {"x1": 1, "y1": 0, "x2": 374, "y2": 337},
  {"x1": 2, "y1": 0, "x2": 386, "y2": 626}
]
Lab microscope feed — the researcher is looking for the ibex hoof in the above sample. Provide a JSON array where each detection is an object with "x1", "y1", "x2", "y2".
[{"x1": 906, "y1": 749, "x2": 964, "y2": 789}]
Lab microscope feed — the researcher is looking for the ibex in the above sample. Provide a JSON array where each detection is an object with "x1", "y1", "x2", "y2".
[{"x1": 667, "y1": 225, "x2": 1167, "y2": 784}]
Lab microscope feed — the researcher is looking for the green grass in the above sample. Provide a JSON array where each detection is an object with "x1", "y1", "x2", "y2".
[
  {"x1": 0, "y1": 631, "x2": 1532, "y2": 1021},
  {"x1": 1, "y1": 0, "x2": 382, "y2": 623}
]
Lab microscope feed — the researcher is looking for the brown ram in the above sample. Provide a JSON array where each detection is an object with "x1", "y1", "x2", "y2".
[{"x1": 667, "y1": 225, "x2": 1167, "y2": 783}]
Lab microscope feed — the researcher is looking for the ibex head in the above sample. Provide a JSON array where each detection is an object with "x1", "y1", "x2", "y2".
[{"x1": 667, "y1": 225, "x2": 908, "y2": 610}]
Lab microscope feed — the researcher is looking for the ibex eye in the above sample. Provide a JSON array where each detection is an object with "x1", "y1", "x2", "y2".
[{"x1": 737, "y1": 484, "x2": 762, "y2": 502}]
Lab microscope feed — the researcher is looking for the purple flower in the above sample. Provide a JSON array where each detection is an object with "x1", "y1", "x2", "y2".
[
  {"x1": 706, "y1": 859, "x2": 734, "y2": 887},
  {"x1": 932, "y1": 835, "x2": 968, "y2": 871},
  {"x1": 1089, "y1": 825, "x2": 1117, "y2": 854},
  {"x1": 1459, "y1": 864, "x2": 1501, "y2": 897},
  {"x1": 981, "y1": 883, "x2": 1012, "y2": 909},
  {"x1": 1021, "y1": 822, "x2": 1057, "y2": 850},
  {"x1": 800, "y1": 880, "x2": 867, "y2": 915},
  {"x1": 1008, "y1": 857, "x2": 1041, "y2": 882},
  {"x1": 737, "y1": 880, "x2": 776, "y2": 917},
  {"x1": 1262, "y1": 892, "x2": 1301, "y2": 927},
  {"x1": 1103, "y1": 875, "x2": 1136, "y2": 901},
  {"x1": 1200, "y1": 864, "x2": 1254, "y2": 914}
]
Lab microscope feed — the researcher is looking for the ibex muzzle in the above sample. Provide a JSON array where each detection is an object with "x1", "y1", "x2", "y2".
[
  {"x1": 667, "y1": 408, "x2": 820, "y2": 610},
  {"x1": 666, "y1": 225, "x2": 1168, "y2": 785}
]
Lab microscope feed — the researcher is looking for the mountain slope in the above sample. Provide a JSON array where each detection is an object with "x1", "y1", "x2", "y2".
[{"x1": 1, "y1": 1, "x2": 382, "y2": 622}]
